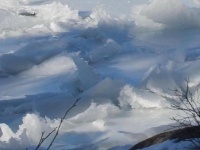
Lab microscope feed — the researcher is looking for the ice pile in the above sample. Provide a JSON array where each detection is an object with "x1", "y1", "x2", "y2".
[
  {"x1": 0, "y1": 0, "x2": 199, "y2": 149},
  {"x1": 133, "y1": 0, "x2": 200, "y2": 29}
]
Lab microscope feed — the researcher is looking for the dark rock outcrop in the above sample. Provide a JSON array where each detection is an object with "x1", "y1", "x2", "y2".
[
  {"x1": 19, "y1": 12, "x2": 36, "y2": 17},
  {"x1": 130, "y1": 126, "x2": 200, "y2": 150}
]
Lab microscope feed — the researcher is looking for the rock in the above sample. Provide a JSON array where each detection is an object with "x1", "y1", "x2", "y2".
[
  {"x1": 130, "y1": 126, "x2": 200, "y2": 150},
  {"x1": 19, "y1": 12, "x2": 36, "y2": 17}
]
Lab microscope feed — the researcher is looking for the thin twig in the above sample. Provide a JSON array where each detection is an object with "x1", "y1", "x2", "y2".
[
  {"x1": 47, "y1": 98, "x2": 81, "y2": 150},
  {"x1": 170, "y1": 79, "x2": 200, "y2": 148},
  {"x1": 35, "y1": 128, "x2": 57, "y2": 150}
]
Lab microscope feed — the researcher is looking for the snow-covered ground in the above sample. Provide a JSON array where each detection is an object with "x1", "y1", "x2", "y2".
[{"x1": 0, "y1": 0, "x2": 200, "y2": 149}]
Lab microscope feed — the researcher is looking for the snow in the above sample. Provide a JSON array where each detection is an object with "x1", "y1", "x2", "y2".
[
  {"x1": 133, "y1": 0, "x2": 200, "y2": 29},
  {"x1": 118, "y1": 85, "x2": 169, "y2": 109},
  {"x1": 0, "y1": 0, "x2": 199, "y2": 149},
  {"x1": 72, "y1": 56, "x2": 100, "y2": 91}
]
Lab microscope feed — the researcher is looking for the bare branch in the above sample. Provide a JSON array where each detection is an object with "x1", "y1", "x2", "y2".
[
  {"x1": 170, "y1": 79, "x2": 200, "y2": 148},
  {"x1": 35, "y1": 128, "x2": 57, "y2": 150},
  {"x1": 34, "y1": 98, "x2": 80, "y2": 150},
  {"x1": 47, "y1": 98, "x2": 81, "y2": 150}
]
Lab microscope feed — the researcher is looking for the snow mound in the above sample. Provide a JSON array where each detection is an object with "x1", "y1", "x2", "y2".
[
  {"x1": 133, "y1": 0, "x2": 200, "y2": 29},
  {"x1": 143, "y1": 65, "x2": 177, "y2": 98},
  {"x1": 82, "y1": 78, "x2": 124, "y2": 102},
  {"x1": 70, "y1": 102, "x2": 120, "y2": 123},
  {"x1": 0, "y1": 113, "x2": 56, "y2": 149},
  {"x1": 118, "y1": 85, "x2": 169, "y2": 109},
  {"x1": 0, "y1": 1, "x2": 80, "y2": 35},
  {"x1": 72, "y1": 56, "x2": 101, "y2": 91},
  {"x1": 37, "y1": 2, "x2": 79, "y2": 22},
  {"x1": 89, "y1": 7, "x2": 111, "y2": 26},
  {"x1": 0, "y1": 54, "x2": 34, "y2": 75},
  {"x1": 39, "y1": 2, "x2": 80, "y2": 32},
  {"x1": 0, "y1": 39, "x2": 68, "y2": 75},
  {"x1": 180, "y1": 60, "x2": 200, "y2": 87},
  {"x1": 32, "y1": 93, "x2": 76, "y2": 118},
  {"x1": 89, "y1": 39, "x2": 121, "y2": 62},
  {"x1": 16, "y1": 40, "x2": 66, "y2": 64},
  {"x1": 22, "y1": 54, "x2": 76, "y2": 76},
  {"x1": 80, "y1": 27, "x2": 106, "y2": 43}
]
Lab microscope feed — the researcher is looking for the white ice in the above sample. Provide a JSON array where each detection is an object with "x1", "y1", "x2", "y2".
[{"x1": 0, "y1": 0, "x2": 199, "y2": 150}]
